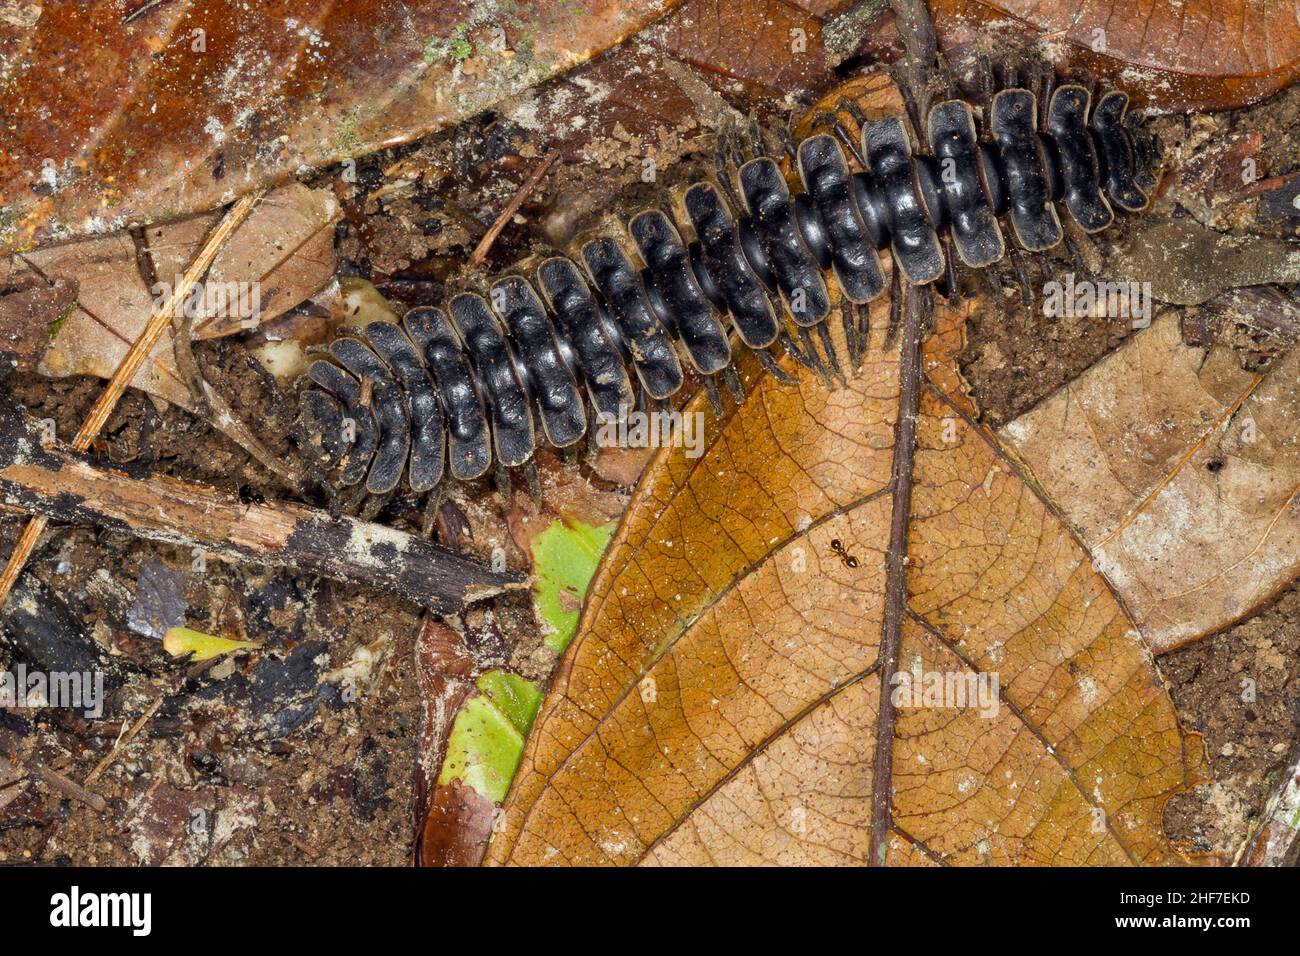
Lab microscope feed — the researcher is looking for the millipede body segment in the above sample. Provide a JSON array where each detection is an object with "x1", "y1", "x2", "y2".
[{"x1": 299, "y1": 80, "x2": 1160, "y2": 498}]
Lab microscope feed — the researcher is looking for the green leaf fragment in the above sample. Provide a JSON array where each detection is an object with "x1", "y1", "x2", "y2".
[
  {"x1": 438, "y1": 669, "x2": 542, "y2": 803},
  {"x1": 436, "y1": 518, "x2": 615, "y2": 803},
  {"x1": 476, "y1": 669, "x2": 542, "y2": 736},
  {"x1": 530, "y1": 518, "x2": 616, "y2": 653}
]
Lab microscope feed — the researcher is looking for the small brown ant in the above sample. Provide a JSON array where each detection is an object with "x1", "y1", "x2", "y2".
[{"x1": 829, "y1": 538, "x2": 859, "y2": 569}]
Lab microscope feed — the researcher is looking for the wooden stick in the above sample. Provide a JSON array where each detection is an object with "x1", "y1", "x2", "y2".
[
  {"x1": 0, "y1": 192, "x2": 265, "y2": 610},
  {"x1": 468, "y1": 150, "x2": 560, "y2": 267},
  {"x1": 29, "y1": 762, "x2": 108, "y2": 813},
  {"x1": 0, "y1": 396, "x2": 524, "y2": 612}
]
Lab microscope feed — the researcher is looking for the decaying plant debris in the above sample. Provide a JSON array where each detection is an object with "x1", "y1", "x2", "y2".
[{"x1": 1, "y1": 0, "x2": 1298, "y2": 867}]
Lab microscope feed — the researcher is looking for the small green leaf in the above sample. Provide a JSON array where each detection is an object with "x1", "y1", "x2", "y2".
[{"x1": 530, "y1": 518, "x2": 615, "y2": 653}]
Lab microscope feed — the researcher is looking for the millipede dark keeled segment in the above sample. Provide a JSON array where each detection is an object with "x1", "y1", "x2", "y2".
[{"x1": 297, "y1": 79, "x2": 1162, "y2": 502}]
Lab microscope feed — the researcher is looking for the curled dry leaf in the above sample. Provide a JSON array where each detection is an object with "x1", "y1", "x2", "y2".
[
  {"x1": 999, "y1": 313, "x2": 1299, "y2": 654},
  {"x1": 0, "y1": 0, "x2": 679, "y2": 253},
  {"x1": 1111, "y1": 219, "x2": 1300, "y2": 306},
  {"x1": 4, "y1": 184, "x2": 338, "y2": 409},
  {"x1": 482, "y1": 305, "x2": 1207, "y2": 866},
  {"x1": 931, "y1": 0, "x2": 1300, "y2": 111}
]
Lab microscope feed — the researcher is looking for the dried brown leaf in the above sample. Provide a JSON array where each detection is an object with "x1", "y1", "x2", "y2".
[
  {"x1": 484, "y1": 302, "x2": 1207, "y2": 866},
  {"x1": 999, "y1": 312, "x2": 1299, "y2": 653},
  {"x1": 932, "y1": 0, "x2": 1300, "y2": 111},
  {"x1": 6, "y1": 184, "x2": 337, "y2": 408},
  {"x1": 0, "y1": 0, "x2": 679, "y2": 252}
]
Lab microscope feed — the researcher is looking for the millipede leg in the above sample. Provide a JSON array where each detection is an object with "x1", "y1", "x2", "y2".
[
  {"x1": 797, "y1": 326, "x2": 835, "y2": 387},
  {"x1": 340, "y1": 482, "x2": 368, "y2": 516},
  {"x1": 583, "y1": 413, "x2": 603, "y2": 465},
  {"x1": 839, "y1": 100, "x2": 869, "y2": 130},
  {"x1": 1062, "y1": 230, "x2": 1090, "y2": 277},
  {"x1": 976, "y1": 54, "x2": 995, "y2": 123},
  {"x1": 936, "y1": 48, "x2": 959, "y2": 100},
  {"x1": 723, "y1": 365, "x2": 745, "y2": 403},
  {"x1": 747, "y1": 117, "x2": 767, "y2": 160},
  {"x1": 886, "y1": 268, "x2": 903, "y2": 347},
  {"x1": 941, "y1": 233, "x2": 962, "y2": 306},
  {"x1": 704, "y1": 376, "x2": 725, "y2": 417},
  {"x1": 1006, "y1": 243, "x2": 1033, "y2": 307},
  {"x1": 755, "y1": 345, "x2": 796, "y2": 384},
  {"x1": 360, "y1": 490, "x2": 393, "y2": 522},
  {"x1": 524, "y1": 461, "x2": 543, "y2": 504},
  {"x1": 823, "y1": 108, "x2": 869, "y2": 168},
  {"x1": 897, "y1": 83, "x2": 926, "y2": 148},
  {"x1": 855, "y1": 303, "x2": 872, "y2": 368},
  {"x1": 774, "y1": 124, "x2": 800, "y2": 166},
  {"x1": 815, "y1": 320, "x2": 845, "y2": 383},
  {"x1": 841, "y1": 302, "x2": 862, "y2": 370},
  {"x1": 494, "y1": 461, "x2": 512, "y2": 502},
  {"x1": 778, "y1": 327, "x2": 817, "y2": 373},
  {"x1": 421, "y1": 481, "x2": 445, "y2": 538},
  {"x1": 713, "y1": 134, "x2": 745, "y2": 213}
]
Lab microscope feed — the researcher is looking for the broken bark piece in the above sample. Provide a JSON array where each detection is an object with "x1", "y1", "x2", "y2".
[
  {"x1": 0, "y1": 395, "x2": 523, "y2": 613},
  {"x1": 0, "y1": 575, "x2": 127, "y2": 693}
]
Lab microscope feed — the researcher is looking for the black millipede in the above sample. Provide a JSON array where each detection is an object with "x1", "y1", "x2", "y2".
[{"x1": 297, "y1": 74, "x2": 1161, "y2": 509}]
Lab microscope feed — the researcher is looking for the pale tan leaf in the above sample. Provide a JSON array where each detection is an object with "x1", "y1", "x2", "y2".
[
  {"x1": 998, "y1": 313, "x2": 1299, "y2": 653},
  {"x1": 13, "y1": 184, "x2": 337, "y2": 408}
]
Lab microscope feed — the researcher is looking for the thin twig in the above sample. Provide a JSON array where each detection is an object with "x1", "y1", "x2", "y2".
[
  {"x1": 870, "y1": 0, "x2": 941, "y2": 869},
  {"x1": 0, "y1": 191, "x2": 265, "y2": 612},
  {"x1": 870, "y1": 282, "x2": 927, "y2": 867},
  {"x1": 84, "y1": 697, "x2": 162, "y2": 787},
  {"x1": 0, "y1": 396, "x2": 524, "y2": 611},
  {"x1": 171, "y1": 302, "x2": 303, "y2": 486},
  {"x1": 29, "y1": 762, "x2": 108, "y2": 813},
  {"x1": 468, "y1": 150, "x2": 561, "y2": 268}
]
